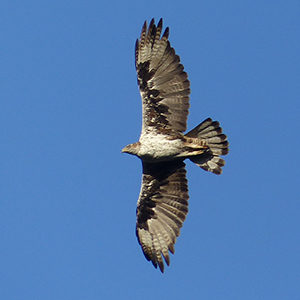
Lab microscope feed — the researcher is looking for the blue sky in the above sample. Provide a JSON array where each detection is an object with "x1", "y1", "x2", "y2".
[{"x1": 1, "y1": 0, "x2": 299, "y2": 299}]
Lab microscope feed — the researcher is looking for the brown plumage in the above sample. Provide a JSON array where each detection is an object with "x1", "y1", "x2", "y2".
[{"x1": 122, "y1": 19, "x2": 229, "y2": 272}]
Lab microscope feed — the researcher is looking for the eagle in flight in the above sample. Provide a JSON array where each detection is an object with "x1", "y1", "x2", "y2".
[{"x1": 122, "y1": 19, "x2": 229, "y2": 272}]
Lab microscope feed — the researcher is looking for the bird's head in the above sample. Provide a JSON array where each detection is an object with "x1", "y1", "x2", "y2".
[{"x1": 121, "y1": 142, "x2": 141, "y2": 156}]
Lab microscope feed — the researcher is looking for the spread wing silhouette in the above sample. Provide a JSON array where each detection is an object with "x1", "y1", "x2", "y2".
[
  {"x1": 135, "y1": 18, "x2": 190, "y2": 135},
  {"x1": 122, "y1": 19, "x2": 229, "y2": 273},
  {"x1": 136, "y1": 160, "x2": 188, "y2": 272}
]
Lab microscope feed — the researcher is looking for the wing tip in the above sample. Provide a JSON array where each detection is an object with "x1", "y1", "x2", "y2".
[
  {"x1": 158, "y1": 18, "x2": 163, "y2": 29},
  {"x1": 142, "y1": 18, "x2": 168, "y2": 40},
  {"x1": 162, "y1": 26, "x2": 169, "y2": 39},
  {"x1": 149, "y1": 18, "x2": 155, "y2": 28},
  {"x1": 142, "y1": 20, "x2": 147, "y2": 30}
]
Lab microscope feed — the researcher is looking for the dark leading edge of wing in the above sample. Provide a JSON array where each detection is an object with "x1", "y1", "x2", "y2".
[
  {"x1": 136, "y1": 160, "x2": 189, "y2": 272},
  {"x1": 135, "y1": 18, "x2": 190, "y2": 134}
]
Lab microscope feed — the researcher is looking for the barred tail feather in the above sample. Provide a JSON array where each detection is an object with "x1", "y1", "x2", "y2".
[{"x1": 185, "y1": 118, "x2": 229, "y2": 174}]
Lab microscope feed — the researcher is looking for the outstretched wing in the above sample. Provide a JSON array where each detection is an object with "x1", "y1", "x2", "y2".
[
  {"x1": 135, "y1": 19, "x2": 190, "y2": 135},
  {"x1": 136, "y1": 160, "x2": 189, "y2": 272}
]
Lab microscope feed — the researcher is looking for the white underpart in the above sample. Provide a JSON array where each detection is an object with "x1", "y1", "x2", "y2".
[{"x1": 139, "y1": 132, "x2": 184, "y2": 162}]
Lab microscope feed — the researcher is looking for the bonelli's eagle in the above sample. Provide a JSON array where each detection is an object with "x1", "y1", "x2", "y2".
[{"x1": 122, "y1": 19, "x2": 229, "y2": 272}]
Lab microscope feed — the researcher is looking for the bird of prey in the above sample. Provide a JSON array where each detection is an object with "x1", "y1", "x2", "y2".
[{"x1": 122, "y1": 18, "x2": 229, "y2": 272}]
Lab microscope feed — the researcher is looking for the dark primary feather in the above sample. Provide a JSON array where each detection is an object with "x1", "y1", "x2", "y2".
[
  {"x1": 135, "y1": 18, "x2": 190, "y2": 134},
  {"x1": 136, "y1": 160, "x2": 189, "y2": 272}
]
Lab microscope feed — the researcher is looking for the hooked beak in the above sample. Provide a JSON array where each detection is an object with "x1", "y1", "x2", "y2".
[{"x1": 121, "y1": 145, "x2": 129, "y2": 153}]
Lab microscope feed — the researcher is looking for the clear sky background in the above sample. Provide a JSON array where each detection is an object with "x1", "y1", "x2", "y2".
[{"x1": 1, "y1": 0, "x2": 299, "y2": 299}]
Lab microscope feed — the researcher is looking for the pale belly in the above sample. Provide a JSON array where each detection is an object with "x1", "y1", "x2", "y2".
[{"x1": 138, "y1": 133, "x2": 185, "y2": 162}]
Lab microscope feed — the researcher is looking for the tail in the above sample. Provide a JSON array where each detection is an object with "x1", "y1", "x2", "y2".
[{"x1": 185, "y1": 118, "x2": 229, "y2": 175}]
